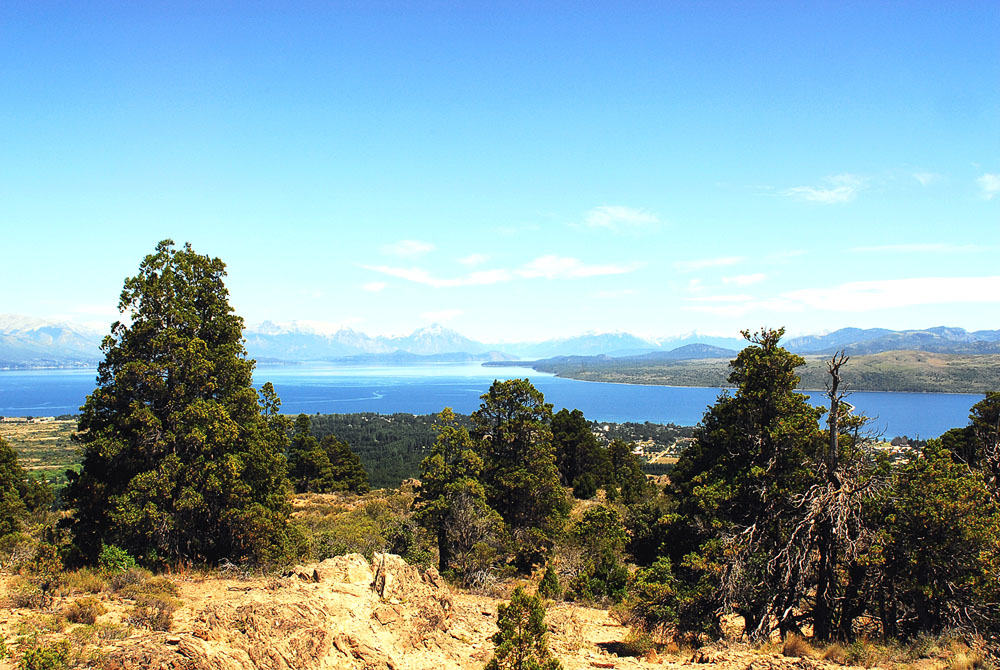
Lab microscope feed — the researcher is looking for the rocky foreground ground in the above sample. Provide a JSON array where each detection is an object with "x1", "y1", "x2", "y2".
[{"x1": 0, "y1": 554, "x2": 963, "y2": 670}]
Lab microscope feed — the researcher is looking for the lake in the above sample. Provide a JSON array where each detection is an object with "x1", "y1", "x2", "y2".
[{"x1": 0, "y1": 363, "x2": 982, "y2": 438}]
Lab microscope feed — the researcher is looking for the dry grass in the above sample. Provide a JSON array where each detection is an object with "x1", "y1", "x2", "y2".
[
  {"x1": 64, "y1": 596, "x2": 107, "y2": 624},
  {"x1": 781, "y1": 633, "x2": 814, "y2": 658}
]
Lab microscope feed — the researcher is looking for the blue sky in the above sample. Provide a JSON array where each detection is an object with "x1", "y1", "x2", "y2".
[{"x1": 2, "y1": 2, "x2": 998, "y2": 342}]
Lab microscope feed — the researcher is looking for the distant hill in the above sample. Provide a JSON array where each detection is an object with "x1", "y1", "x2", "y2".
[
  {"x1": 525, "y1": 349, "x2": 1000, "y2": 394},
  {"x1": 4, "y1": 314, "x2": 999, "y2": 372},
  {"x1": 785, "y1": 327, "x2": 1000, "y2": 355}
]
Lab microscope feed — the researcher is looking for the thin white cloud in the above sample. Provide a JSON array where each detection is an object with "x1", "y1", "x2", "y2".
[
  {"x1": 362, "y1": 281, "x2": 388, "y2": 292},
  {"x1": 517, "y1": 255, "x2": 643, "y2": 279},
  {"x1": 364, "y1": 255, "x2": 642, "y2": 288},
  {"x1": 380, "y1": 239, "x2": 436, "y2": 257},
  {"x1": 458, "y1": 253, "x2": 489, "y2": 266},
  {"x1": 421, "y1": 309, "x2": 463, "y2": 322},
  {"x1": 977, "y1": 173, "x2": 1000, "y2": 200},
  {"x1": 783, "y1": 174, "x2": 865, "y2": 204},
  {"x1": 913, "y1": 172, "x2": 942, "y2": 186},
  {"x1": 722, "y1": 273, "x2": 766, "y2": 286},
  {"x1": 851, "y1": 243, "x2": 985, "y2": 254},
  {"x1": 583, "y1": 205, "x2": 659, "y2": 231},
  {"x1": 673, "y1": 256, "x2": 744, "y2": 273}
]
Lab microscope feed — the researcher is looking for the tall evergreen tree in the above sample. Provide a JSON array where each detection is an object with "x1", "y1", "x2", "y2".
[
  {"x1": 551, "y1": 408, "x2": 609, "y2": 494},
  {"x1": 65, "y1": 240, "x2": 293, "y2": 565},
  {"x1": 323, "y1": 434, "x2": 370, "y2": 494},
  {"x1": 0, "y1": 437, "x2": 29, "y2": 537},
  {"x1": 415, "y1": 408, "x2": 492, "y2": 572},
  {"x1": 288, "y1": 413, "x2": 335, "y2": 493},
  {"x1": 472, "y1": 379, "x2": 569, "y2": 568},
  {"x1": 666, "y1": 328, "x2": 823, "y2": 639}
]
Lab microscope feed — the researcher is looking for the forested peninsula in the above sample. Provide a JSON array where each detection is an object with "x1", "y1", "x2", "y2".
[{"x1": 493, "y1": 350, "x2": 1000, "y2": 394}]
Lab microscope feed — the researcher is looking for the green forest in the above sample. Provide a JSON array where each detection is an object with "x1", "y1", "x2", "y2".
[{"x1": 2, "y1": 241, "x2": 998, "y2": 667}]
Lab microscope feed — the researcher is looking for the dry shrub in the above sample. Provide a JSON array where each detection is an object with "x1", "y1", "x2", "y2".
[
  {"x1": 65, "y1": 597, "x2": 107, "y2": 624},
  {"x1": 821, "y1": 642, "x2": 847, "y2": 664},
  {"x1": 126, "y1": 594, "x2": 178, "y2": 631},
  {"x1": 781, "y1": 633, "x2": 814, "y2": 658},
  {"x1": 845, "y1": 639, "x2": 887, "y2": 668},
  {"x1": 59, "y1": 568, "x2": 108, "y2": 595},
  {"x1": 8, "y1": 577, "x2": 45, "y2": 608},
  {"x1": 619, "y1": 628, "x2": 657, "y2": 657},
  {"x1": 93, "y1": 622, "x2": 131, "y2": 641},
  {"x1": 109, "y1": 567, "x2": 151, "y2": 592},
  {"x1": 950, "y1": 650, "x2": 987, "y2": 670}
]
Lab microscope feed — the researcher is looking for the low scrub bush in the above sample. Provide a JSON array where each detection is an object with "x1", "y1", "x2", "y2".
[
  {"x1": 98, "y1": 543, "x2": 136, "y2": 574},
  {"x1": 126, "y1": 594, "x2": 178, "y2": 631},
  {"x1": 8, "y1": 578, "x2": 45, "y2": 609},
  {"x1": 57, "y1": 568, "x2": 108, "y2": 595},
  {"x1": 619, "y1": 628, "x2": 656, "y2": 657},
  {"x1": 537, "y1": 563, "x2": 561, "y2": 600},
  {"x1": 18, "y1": 640, "x2": 70, "y2": 670},
  {"x1": 118, "y1": 575, "x2": 178, "y2": 600},
  {"x1": 781, "y1": 633, "x2": 814, "y2": 658},
  {"x1": 65, "y1": 597, "x2": 106, "y2": 625},
  {"x1": 109, "y1": 566, "x2": 151, "y2": 592}
]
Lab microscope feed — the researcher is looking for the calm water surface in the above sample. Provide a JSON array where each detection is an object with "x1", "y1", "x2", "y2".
[{"x1": 0, "y1": 363, "x2": 982, "y2": 438}]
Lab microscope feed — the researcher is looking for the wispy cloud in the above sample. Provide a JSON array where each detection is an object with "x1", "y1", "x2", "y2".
[
  {"x1": 722, "y1": 273, "x2": 766, "y2": 286},
  {"x1": 977, "y1": 173, "x2": 1000, "y2": 200},
  {"x1": 517, "y1": 255, "x2": 643, "y2": 279},
  {"x1": 583, "y1": 205, "x2": 659, "y2": 231},
  {"x1": 913, "y1": 172, "x2": 942, "y2": 186},
  {"x1": 783, "y1": 174, "x2": 865, "y2": 204},
  {"x1": 421, "y1": 309, "x2": 463, "y2": 322},
  {"x1": 458, "y1": 253, "x2": 489, "y2": 266},
  {"x1": 362, "y1": 281, "x2": 387, "y2": 292},
  {"x1": 364, "y1": 255, "x2": 642, "y2": 288},
  {"x1": 684, "y1": 276, "x2": 1000, "y2": 316},
  {"x1": 851, "y1": 243, "x2": 986, "y2": 254},
  {"x1": 673, "y1": 256, "x2": 744, "y2": 273},
  {"x1": 380, "y1": 239, "x2": 436, "y2": 257}
]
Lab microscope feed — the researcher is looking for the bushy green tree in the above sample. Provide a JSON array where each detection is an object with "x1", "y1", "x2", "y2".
[
  {"x1": 874, "y1": 441, "x2": 1000, "y2": 639},
  {"x1": 940, "y1": 392, "x2": 1000, "y2": 494},
  {"x1": 0, "y1": 437, "x2": 29, "y2": 537},
  {"x1": 472, "y1": 380, "x2": 568, "y2": 569},
  {"x1": 65, "y1": 240, "x2": 294, "y2": 565},
  {"x1": 288, "y1": 413, "x2": 335, "y2": 493},
  {"x1": 566, "y1": 505, "x2": 628, "y2": 603},
  {"x1": 551, "y1": 408, "x2": 609, "y2": 495},
  {"x1": 415, "y1": 408, "x2": 495, "y2": 572},
  {"x1": 323, "y1": 434, "x2": 370, "y2": 494},
  {"x1": 485, "y1": 586, "x2": 563, "y2": 670},
  {"x1": 0, "y1": 437, "x2": 52, "y2": 539},
  {"x1": 666, "y1": 328, "x2": 823, "y2": 639}
]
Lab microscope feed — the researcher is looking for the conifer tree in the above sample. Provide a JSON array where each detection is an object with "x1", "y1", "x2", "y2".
[
  {"x1": 0, "y1": 437, "x2": 29, "y2": 537},
  {"x1": 472, "y1": 379, "x2": 569, "y2": 568},
  {"x1": 415, "y1": 407, "x2": 493, "y2": 572},
  {"x1": 485, "y1": 586, "x2": 563, "y2": 670},
  {"x1": 323, "y1": 434, "x2": 370, "y2": 494},
  {"x1": 288, "y1": 414, "x2": 335, "y2": 493},
  {"x1": 65, "y1": 240, "x2": 293, "y2": 565}
]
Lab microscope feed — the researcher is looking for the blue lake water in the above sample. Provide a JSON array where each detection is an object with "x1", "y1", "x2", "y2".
[{"x1": 0, "y1": 363, "x2": 983, "y2": 438}]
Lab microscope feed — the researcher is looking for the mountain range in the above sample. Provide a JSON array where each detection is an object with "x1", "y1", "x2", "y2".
[{"x1": 1, "y1": 314, "x2": 998, "y2": 368}]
